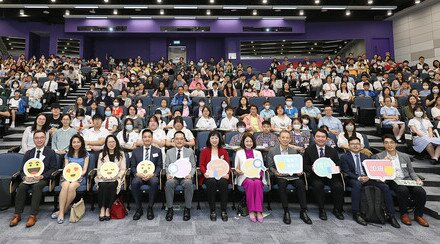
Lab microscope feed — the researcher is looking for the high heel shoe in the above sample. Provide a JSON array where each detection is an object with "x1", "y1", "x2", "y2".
[
  {"x1": 249, "y1": 215, "x2": 257, "y2": 223},
  {"x1": 99, "y1": 216, "x2": 105, "y2": 221},
  {"x1": 257, "y1": 213, "x2": 264, "y2": 223}
]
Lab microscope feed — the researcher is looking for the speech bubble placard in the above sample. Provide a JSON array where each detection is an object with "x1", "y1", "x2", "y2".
[
  {"x1": 242, "y1": 158, "x2": 265, "y2": 178},
  {"x1": 63, "y1": 163, "x2": 83, "y2": 182},
  {"x1": 168, "y1": 158, "x2": 192, "y2": 178},
  {"x1": 312, "y1": 157, "x2": 340, "y2": 179},
  {"x1": 99, "y1": 162, "x2": 119, "y2": 179},
  {"x1": 206, "y1": 159, "x2": 230, "y2": 180},
  {"x1": 274, "y1": 154, "x2": 303, "y2": 176},
  {"x1": 362, "y1": 159, "x2": 396, "y2": 181},
  {"x1": 137, "y1": 160, "x2": 155, "y2": 176}
]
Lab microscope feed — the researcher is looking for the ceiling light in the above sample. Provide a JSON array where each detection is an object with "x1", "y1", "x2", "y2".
[
  {"x1": 368, "y1": 0, "x2": 373, "y2": 4},
  {"x1": 24, "y1": 5, "x2": 49, "y2": 9},
  {"x1": 314, "y1": 42, "x2": 318, "y2": 45},
  {"x1": 160, "y1": 9, "x2": 164, "y2": 15},
  {"x1": 210, "y1": 0, "x2": 215, "y2": 3},
  {"x1": 109, "y1": 27, "x2": 114, "y2": 31},
  {"x1": 314, "y1": 0, "x2": 320, "y2": 4},
  {"x1": 157, "y1": 0, "x2": 162, "y2": 3},
  {"x1": 206, "y1": 10, "x2": 211, "y2": 15},
  {"x1": 253, "y1": 10, "x2": 257, "y2": 15},
  {"x1": 174, "y1": 6, "x2": 198, "y2": 9},
  {"x1": 130, "y1": 16, "x2": 152, "y2": 19},
  {"x1": 51, "y1": 0, "x2": 56, "y2": 2},
  {"x1": 65, "y1": 10, "x2": 70, "y2": 15},
  {"x1": 104, "y1": 0, "x2": 109, "y2": 3},
  {"x1": 74, "y1": 6, "x2": 99, "y2": 9},
  {"x1": 345, "y1": 9, "x2": 351, "y2": 16},
  {"x1": 387, "y1": 10, "x2": 392, "y2": 15},
  {"x1": 273, "y1": 6, "x2": 297, "y2": 10},
  {"x1": 19, "y1": 9, "x2": 24, "y2": 16},
  {"x1": 113, "y1": 9, "x2": 118, "y2": 15},
  {"x1": 223, "y1": 6, "x2": 247, "y2": 10},
  {"x1": 415, "y1": 0, "x2": 421, "y2": 4},
  {"x1": 371, "y1": 7, "x2": 395, "y2": 10},
  {"x1": 265, "y1": 28, "x2": 270, "y2": 32},
  {"x1": 299, "y1": 10, "x2": 304, "y2": 15},
  {"x1": 123, "y1": 6, "x2": 148, "y2": 9},
  {"x1": 322, "y1": 7, "x2": 346, "y2": 10},
  {"x1": 262, "y1": 0, "x2": 268, "y2": 4},
  {"x1": 86, "y1": 16, "x2": 107, "y2": 19},
  {"x1": 218, "y1": 16, "x2": 240, "y2": 19}
]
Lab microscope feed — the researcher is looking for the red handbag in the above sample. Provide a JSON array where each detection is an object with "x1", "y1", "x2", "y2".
[{"x1": 110, "y1": 197, "x2": 127, "y2": 219}]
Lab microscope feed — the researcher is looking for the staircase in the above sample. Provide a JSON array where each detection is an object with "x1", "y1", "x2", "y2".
[{"x1": 1, "y1": 81, "x2": 439, "y2": 219}]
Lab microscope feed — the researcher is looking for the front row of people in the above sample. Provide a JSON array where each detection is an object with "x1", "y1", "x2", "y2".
[{"x1": 9, "y1": 129, "x2": 429, "y2": 228}]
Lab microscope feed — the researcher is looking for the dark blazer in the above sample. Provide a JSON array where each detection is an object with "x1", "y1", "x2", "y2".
[
  {"x1": 340, "y1": 152, "x2": 368, "y2": 180},
  {"x1": 130, "y1": 145, "x2": 163, "y2": 176},
  {"x1": 303, "y1": 144, "x2": 340, "y2": 176},
  {"x1": 208, "y1": 90, "x2": 224, "y2": 97},
  {"x1": 96, "y1": 95, "x2": 113, "y2": 107},
  {"x1": 20, "y1": 147, "x2": 57, "y2": 181}
]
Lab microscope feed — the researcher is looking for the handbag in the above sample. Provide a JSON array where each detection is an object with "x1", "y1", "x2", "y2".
[
  {"x1": 69, "y1": 198, "x2": 85, "y2": 223},
  {"x1": 110, "y1": 196, "x2": 127, "y2": 219}
]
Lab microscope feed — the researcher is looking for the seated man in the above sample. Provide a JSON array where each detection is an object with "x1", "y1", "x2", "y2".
[
  {"x1": 374, "y1": 134, "x2": 429, "y2": 227},
  {"x1": 229, "y1": 121, "x2": 246, "y2": 146},
  {"x1": 255, "y1": 120, "x2": 278, "y2": 148},
  {"x1": 318, "y1": 105, "x2": 343, "y2": 136},
  {"x1": 266, "y1": 130, "x2": 312, "y2": 225},
  {"x1": 9, "y1": 130, "x2": 57, "y2": 228},
  {"x1": 164, "y1": 131, "x2": 196, "y2": 221},
  {"x1": 356, "y1": 82, "x2": 376, "y2": 99},
  {"x1": 130, "y1": 129, "x2": 163, "y2": 221},
  {"x1": 340, "y1": 136, "x2": 400, "y2": 228},
  {"x1": 82, "y1": 114, "x2": 109, "y2": 166}
]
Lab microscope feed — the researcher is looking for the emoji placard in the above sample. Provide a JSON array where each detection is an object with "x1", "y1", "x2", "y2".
[
  {"x1": 63, "y1": 163, "x2": 83, "y2": 182},
  {"x1": 274, "y1": 154, "x2": 303, "y2": 175},
  {"x1": 137, "y1": 160, "x2": 156, "y2": 176},
  {"x1": 168, "y1": 158, "x2": 192, "y2": 178},
  {"x1": 206, "y1": 159, "x2": 230, "y2": 180},
  {"x1": 362, "y1": 159, "x2": 396, "y2": 181},
  {"x1": 241, "y1": 158, "x2": 266, "y2": 178},
  {"x1": 99, "y1": 162, "x2": 119, "y2": 179},
  {"x1": 312, "y1": 157, "x2": 340, "y2": 179},
  {"x1": 23, "y1": 158, "x2": 45, "y2": 177}
]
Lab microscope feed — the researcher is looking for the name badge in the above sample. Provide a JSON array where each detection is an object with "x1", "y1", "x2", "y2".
[
  {"x1": 152, "y1": 153, "x2": 159, "y2": 158},
  {"x1": 401, "y1": 164, "x2": 407, "y2": 168}
]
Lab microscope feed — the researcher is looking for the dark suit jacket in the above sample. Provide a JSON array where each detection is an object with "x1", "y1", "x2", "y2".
[
  {"x1": 20, "y1": 147, "x2": 57, "y2": 180},
  {"x1": 340, "y1": 152, "x2": 368, "y2": 180},
  {"x1": 208, "y1": 90, "x2": 224, "y2": 97},
  {"x1": 303, "y1": 144, "x2": 340, "y2": 176},
  {"x1": 130, "y1": 146, "x2": 163, "y2": 176}
]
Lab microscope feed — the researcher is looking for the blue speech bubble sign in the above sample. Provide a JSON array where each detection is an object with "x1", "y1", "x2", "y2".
[
  {"x1": 313, "y1": 157, "x2": 339, "y2": 179},
  {"x1": 274, "y1": 154, "x2": 303, "y2": 175}
]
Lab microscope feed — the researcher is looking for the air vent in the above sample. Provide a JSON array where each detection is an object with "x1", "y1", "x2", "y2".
[
  {"x1": 76, "y1": 26, "x2": 127, "y2": 32},
  {"x1": 57, "y1": 38, "x2": 81, "y2": 57},
  {"x1": 243, "y1": 27, "x2": 292, "y2": 32},
  {"x1": 160, "y1": 26, "x2": 210, "y2": 32}
]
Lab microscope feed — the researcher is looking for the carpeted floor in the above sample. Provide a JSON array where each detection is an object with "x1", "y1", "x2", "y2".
[{"x1": 0, "y1": 203, "x2": 439, "y2": 244}]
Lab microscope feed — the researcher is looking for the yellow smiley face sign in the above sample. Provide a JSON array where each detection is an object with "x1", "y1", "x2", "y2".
[
  {"x1": 63, "y1": 163, "x2": 83, "y2": 182},
  {"x1": 100, "y1": 162, "x2": 119, "y2": 179},
  {"x1": 136, "y1": 160, "x2": 155, "y2": 176},
  {"x1": 23, "y1": 158, "x2": 45, "y2": 177}
]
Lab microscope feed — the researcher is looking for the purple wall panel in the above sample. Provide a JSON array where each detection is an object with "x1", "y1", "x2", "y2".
[{"x1": 91, "y1": 37, "x2": 149, "y2": 60}]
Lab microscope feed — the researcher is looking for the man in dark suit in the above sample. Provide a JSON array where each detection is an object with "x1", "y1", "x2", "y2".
[
  {"x1": 303, "y1": 128, "x2": 344, "y2": 220},
  {"x1": 266, "y1": 130, "x2": 311, "y2": 225},
  {"x1": 208, "y1": 82, "x2": 224, "y2": 97},
  {"x1": 130, "y1": 129, "x2": 163, "y2": 221},
  {"x1": 9, "y1": 130, "x2": 57, "y2": 228},
  {"x1": 340, "y1": 136, "x2": 400, "y2": 228}
]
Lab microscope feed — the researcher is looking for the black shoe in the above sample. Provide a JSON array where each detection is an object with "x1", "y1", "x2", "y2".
[
  {"x1": 388, "y1": 216, "x2": 401, "y2": 228},
  {"x1": 221, "y1": 211, "x2": 228, "y2": 222},
  {"x1": 319, "y1": 209, "x2": 327, "y2": 220},
  {"x1": 147, "y1": 207, "x2": 154, "y2": 220},
  {"x1": 104, "y1": 216, "x2": 111, "y2": 221},
  {"x1": 166, "y1": 208, "x2": 173, "y2": 222},
  {"x1": 99, "y1": 216, "x2": 105, "y2": 221},
  {"x1": 133, "y1": 209, "x2": 143, "y2": 221},
  {"x1": 183, "y1": 208, "x2": 191, "y2": 221},
  {"x1": 300, "y1": 210, "x2": 312, "y2": 225},
  {"x1": 353, "y1": 213, "x2": 367, "y2": 226},
  {"x1": 333, "y1": 209, "x2": 344, "y2": 220},
  {"x1": 283, "y1": 211, "x2": 291, "y2": 225},
  {"x1": 210, "y1": 211, "x2": 217, "y2": 221}
]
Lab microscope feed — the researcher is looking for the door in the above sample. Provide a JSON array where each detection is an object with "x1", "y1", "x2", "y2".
[{"x1": 168, "y1": 45, "x2": 186, "y2": 63}]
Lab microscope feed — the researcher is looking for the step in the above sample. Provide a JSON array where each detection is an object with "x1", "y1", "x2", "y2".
[
  {"x1": 0, "y1": 141, "x2": 21, "y2": 149},
  {"x1": 424, "y1": 201, "x2": 440, "y2": 219},
  {"x1": 2, "y1": 133, "x2": 23, "y2": 141},
  {"x1": 417, "y1": 173, "x2": 440, "y2": 187},
  {"x1": 425, "y1": 186, "x2": 440, "y2": 201}
]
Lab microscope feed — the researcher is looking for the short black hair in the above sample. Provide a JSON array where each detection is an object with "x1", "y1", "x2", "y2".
[
  {"x1": 382, "y1": 134, "x2": 397, "y2": 143},
  {"x1": 348, "y1": 136, "x2": 360, "y2": 143},
  {"x1": 174, "y1": 130, "x2": 186, "y2": 140},
  {"x1": 262, "y1": 120, "x2": 271, "y2": 126},
  {"x1": 92, "y1": 114, "x2": 103, "y2": 121},
  {"x1": 314, "y1": 128, "x2": 328, "y2": 138},
  {"x1": 33, "y1": 129, "x2": 46, "y2": 138},
  {"x1": 206, "y1": 130, "x2": 224, "y2": 148},
  {"x1": 240, "y1": 132, "x2": 256, "y2": 149},
  {"x1": 142, "y1": 129, "x2": 153, "y2": 137}
]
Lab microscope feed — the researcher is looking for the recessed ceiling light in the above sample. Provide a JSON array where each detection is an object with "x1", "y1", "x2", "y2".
[
  {"x1": 104, "y1": 0, "x2": 109, "y2": 3},
  {"x1": 299, "y1": 10, "x2": 304, "y2": 16},
  {"x1": 253, "y1": 10, "x2": 257, "y2": 15},
  {"x1": 314, "y1": 0, "x2": 320, "y2": 4},
  {"x1": 210, "y1": 0, "x2": 215, "y2": 3},
  {"x1": 157, "y1": 0, "x2": 162, "y2": 3},
  {"x1": 109, "y1": 27, "x2": 114, "y2": 31},
  {"x1": 415, "y1": 0, "x2": 421, "y2": 4},
  {"x1": 51, "y1": 0, "x2": 56, "y2": 2},
  {"x1": 206, "y1": 10, "x2": 211, "y2": 15},
  {"x1": 43, "y1": 10, "x2": 49, "y2": 14},
  {"x1": 160, "y1": 9, "x2": 164, "y2": 15},
  {"x1": 345, "y1": 9, "x2": 351, "y2": 16},
  {"x1": 113, "y1": 9, "x2": 118, "y2": 15},
  {"x1": 262, "y1": 0, "x2": 268, "y2": 4},
  {"x1": 19, "y1": 9, "x2": 24, "y2": 16},
  {"x1": 368, "y1": 0, "x2": 373, "y2": 4},
  {"x1": 387, "y1": 10, "x2": 392, "y2": 15},
  {"x1": 65, "y1": 10, "x2": 70, "y2": 15}
]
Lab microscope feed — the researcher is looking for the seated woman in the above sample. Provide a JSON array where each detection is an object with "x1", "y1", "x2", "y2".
[
  {"x1": 290, "y1": 118, "x2": 310, "y2": 154},
  {"x1": 111, "y1": 98, "x2": 124, "y2": 119},
  {"x1": 117, "y1": 118, "x2": 139, "y2": 153},
  {"x1": 124, "y1": 105, "x2": 144, "y2": 132},
  {"x1": 146, "y1": 115, "x2": 167, "y2": 157},
  {"x1": 337, "y1": 120, "x2": 372, "y2": 157},
  {"x1": 242, "y1": 84, "x2": 258, "y2": 98},
  {"x1": 95, "y1": 135, "x2": 126, "y2": 221},
  {"x1": 135, "y1": 99, "x2": 146, "y2": 117},
  {"x1": 20, "y1": 113, "x2": 49, "y2": 153},
  {"x1": 119, "y1": 89, "x2": 132, "y2": 108},
  {"x1": 431, "y1": 96, "x2": 440, "y2": 123},
  {"x1": 322, "y1": 75, "x2": 337, "y2": 106},
  {"x1": 378, "y1": 87, "x2": 396, "y2": 107},
  {"x1": 199, "y1": 131, "x2": 230, "y2": 222},
  {"x1": 409, "y1": 106, "x2": 440, "y2": 164},
  {"x1": 336, "y1": 81, "x2": 354, "y2": 117},
  {"x1": 271, "y1": 105, "x2": 292, "y2": 133},
  {"x1": 157, "y1": 98, "x2": 172, "y2": 120},
  {"x1": 259, "y1": 82, "x2": 276, "y2": 98},
  {"x1": 152, "y1": 81, "x2": 170, "y2": 97},
  {"x1": 52, "y1": 114, "x2": 78, "y2": 165},
  {"x1": 26, "y1": 80, "x2": 44, "y2": 115},
  {"x1": 52, "y1": 135, "x2": 89, "y2": 224},
  {"x1": 234, "y1": 133, "x2": 267, "y2": 223},
  {"x1": 243, "y1": 105, "x2": 264, "y2": 132},
  {"x1": 425, "y1": 85, "x2": 439, "y2": 108},
  {"x1": 380, "y1": 97, "x2": 405, "y2": 143},
  {"x1": 196, "y1": 107, "x2": 217, "y2": 130},
  {"x1": 403, "y1": 95, "x2": 421, "y2": 120},
  {"x1": 235, "y1": 97, "x2": 250, "y2": 120}
]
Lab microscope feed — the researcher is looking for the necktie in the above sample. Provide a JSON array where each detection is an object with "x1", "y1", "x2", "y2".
[
  {"x1": 47, "y1": 80, "x2": 52, "y2": 93},
  {"x1": 355, "y1": 154, "x2": 362, "y2": 176},
  {"x1": 144, "y1": 147, "x2": 150, "y2": 161},
  {"x1": 105, "y1": 118, "x2": 109, "y2": 129},
  {"x1": 319, "y1": 148, "x2": 324, "y2": 158},
  {"x1": 79, "y1": 120, "x2": 83, "y2": 128},
  {"x1": 36, "y1": 150, "x2": 41, "y2": 159},
  {"x1": 177, "y1": 149, "x2": 181, "y2": 160}
]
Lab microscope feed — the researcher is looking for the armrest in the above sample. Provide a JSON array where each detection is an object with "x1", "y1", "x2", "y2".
[
  {"x1": 49, "y1": 169, "x2": 63, "y2": 192},
  {"x1": 159, "y1": 169, "x2": 166, "y2": 190},
  {"x1": 195, "y1": 167, "x2": 200, "y2": 190},
  {"x1": 123, "y1": 169, "x2": 131, "y2": 191},
  {"x1": 264, "y1": 170, "x2": 271, "y2": 190},
  {"x1": 303, "y1": 172, "x2": 309, "y2": 191},
  {"x1": 9, "y1": 171, "x2": 22, "y2": 194},
  {"x1": 230, "y1": 168, "x2": 235, "y2": 190},
  {"x1": 7, "y1": 146, "x2": 21, "y2": 153},
  {"x1": 87, "y1": 169, "x2": 97, "y2": 191},
  {"x1": 339, "y1": 173, "x2": 346, "y2": 191}
]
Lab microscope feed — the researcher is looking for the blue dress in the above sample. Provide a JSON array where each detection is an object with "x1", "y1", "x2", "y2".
[{"x1": 63, "y1": 153, "x2": 89, "y2": 186}]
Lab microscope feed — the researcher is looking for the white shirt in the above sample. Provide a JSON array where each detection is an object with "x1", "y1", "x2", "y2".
[
  {"x1": 116, "y1": 130, "x2": 140, "y2": 148},
  {"x1": 270, "y1": 115, "x2": 291, "y2": 130},
  {"x1": 71, "y1": 116, "x2": 92, "y2": 130},
  {"x1": 166, "y1": 128, "x2": 195, "y2": 141},
  {"x1": 431, "y1": 107, "x2": 440, "y2": 119},
  {"x1": 34, "y1": 147, "x2": 45, "y2": 160},
  {"x1": 387, "y1": 153, "x2": 404, "y2": 179},
  {"x1": 8, "y1": 97, "x2": 21, "y2": 108},
  {"x1": 190, "y1": 90, "x2": 205, "y2": 97},
  {"x1": 220, "y1": 116, "x2": 239, "y2": 130},
  {"x1": 83, "y1": 127, "x2": 109, "y2": 150},
  {"x1": 101, "y1": 116, "x2": 119, "y2": 130},
  {"x1": 310, "y1": 77, "x2": 322, "y2": 87},
  {"x1": 408, "y1": 118, "x2": 432, "y2": 136},
  {"x1": 196, "y1": 117, "x2": 217, "y2": 130},
  {"x1": 43, "y1": 80, "x2": 58, "y2": 93},
  {"x1": 322, "y1": 83, "x2": 337, "y2": 99}
]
